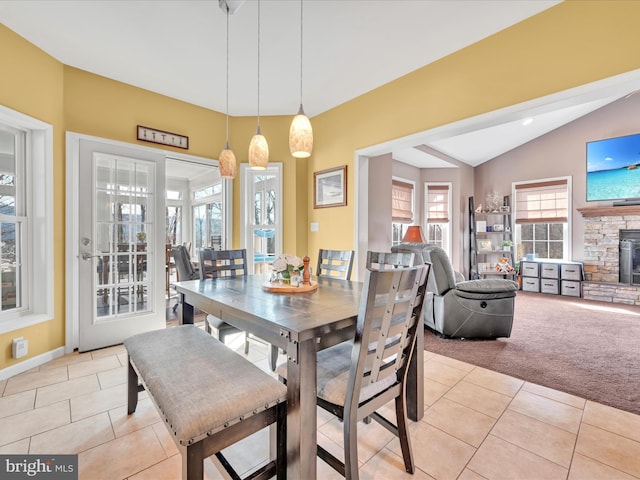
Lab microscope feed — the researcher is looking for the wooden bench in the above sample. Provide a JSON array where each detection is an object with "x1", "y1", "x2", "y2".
[{"x1": 124, "y1": 325, "x2": 287, "y2": 480}]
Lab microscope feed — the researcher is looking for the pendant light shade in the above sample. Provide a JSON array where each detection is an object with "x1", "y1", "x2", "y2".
[
  {"x1": 289, "y1": 104, "x2": 313, "y2": 158},
  {"x1": 219, "y1": 143, "x2": 237, "y2": 178},
  {"x1": 249, "y1": 0, "x2": 269, "y2": 169},
  {"x1": 289, "y1": 0, "x2": 313, "y2": 158},
  {"x1": 248, "y1": 127, "x2": 269, "y2": 170},
  {"x1": 219, "y1": 4, "x2": 236, "y2": 179}
]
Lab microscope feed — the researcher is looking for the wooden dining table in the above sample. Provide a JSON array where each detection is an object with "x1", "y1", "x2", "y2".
[{"x1": 173, "y1": 274, "x2": 424, "y2": 479}]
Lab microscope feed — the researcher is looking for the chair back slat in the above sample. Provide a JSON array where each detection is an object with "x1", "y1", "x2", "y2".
[
  {"x1": 199, "y1": 248, "x2": 247, "y2": 280},
  {"x1": 346, "y1": 264, "x2": 430, "y2": 409},
  {"x1": 317, "y1": 249, "x2": 355, "y2": 280},
  {"x1": 366, "y1": 251, "x2": 415, "y2": 270}
]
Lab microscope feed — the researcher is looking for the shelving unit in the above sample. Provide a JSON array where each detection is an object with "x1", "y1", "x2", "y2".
[{"x1": 469, "y1": 196, "x2": 516, "y2": 280}]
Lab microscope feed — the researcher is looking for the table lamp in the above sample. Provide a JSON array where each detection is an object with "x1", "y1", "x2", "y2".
[{"x1": 401, "y1": 225, "x2": 426, "y2": 243}]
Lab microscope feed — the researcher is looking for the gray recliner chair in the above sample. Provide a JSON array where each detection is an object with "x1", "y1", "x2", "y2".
[{"x1": 392, "y1": 243, "x2": 517, "y2": 339}]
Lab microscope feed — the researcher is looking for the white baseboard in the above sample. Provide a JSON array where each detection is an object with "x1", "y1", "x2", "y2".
[{"x1": 0, "y1": 347, "x2": 65, "y2": 381}]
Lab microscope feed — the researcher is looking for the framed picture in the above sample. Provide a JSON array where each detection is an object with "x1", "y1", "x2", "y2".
[
  {"x1": 478, "y1": 239, "x2": 493, "y2": 251},
  {"x1": 314, "y1": 166, "x2": 347, "y2": 208}
]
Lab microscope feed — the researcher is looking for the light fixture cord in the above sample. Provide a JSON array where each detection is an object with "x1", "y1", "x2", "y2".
[
  {"x1": 256, "y1": 0, "x2": 261, "y2": 130},
  {"x1": 225, "y1": 6, "x2": 230, "y2": 145},
  {"x1": 299, "y1": 0, "x2": 303, "y2": 106}
]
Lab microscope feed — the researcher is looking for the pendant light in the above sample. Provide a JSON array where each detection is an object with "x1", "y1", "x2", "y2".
[
  {"x1": 219, "y1": 4, "x2": 236, "y2": 179},
  {"x1": 289, "y1": 0, "x2": 313, "y2": 158},
  {"x1": 249, "y1": 0, "x2": 269, "y2": 170}
]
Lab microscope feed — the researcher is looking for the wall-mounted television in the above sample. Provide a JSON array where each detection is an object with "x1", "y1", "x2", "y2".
[{"x1": 586, "y1": 133, "x2": 640, "y2": 203}]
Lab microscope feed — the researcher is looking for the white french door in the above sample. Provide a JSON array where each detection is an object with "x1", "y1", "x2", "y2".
[{"x1": 76, "y1": 138, "x2": 166, "y2": 351}]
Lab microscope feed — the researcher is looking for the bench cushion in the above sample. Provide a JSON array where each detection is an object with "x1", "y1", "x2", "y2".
[{"x1": 124, "y1": 325, "x2": 287, "y2": 446}]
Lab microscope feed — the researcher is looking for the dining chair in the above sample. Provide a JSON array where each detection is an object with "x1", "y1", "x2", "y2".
[
  {"x1": 199, "y1": 248, "x2": 256, "y2": 353},
  {"x1": 366, "y1": 250, "x2": 415, "y2": 269},
  {"x1": 171, "y1": 245, "x2": 199, "y2": 313},
  {"x1": 276, "y1": 263, "x2": 430, "y2": 479},
  {"x1": 317, "y1": 249, "x2": 355, "y2": 280}
]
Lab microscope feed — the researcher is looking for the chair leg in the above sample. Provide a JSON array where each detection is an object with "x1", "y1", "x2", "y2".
[
  {"x1": 276, "y1": 401, "x2": 287, "y2": 479},
  {"x1": 269, "y1": 345, "x2": 279, "y2": 371},
  {"x1": 244, "y1": 332, "x2": 250, "y2": 354},
  {"x1": 395, "y1": 395, "x2": 415, "y2": 474},
  {"x1": 343, "y1": 411, "x2": 359, "y2": 480}
]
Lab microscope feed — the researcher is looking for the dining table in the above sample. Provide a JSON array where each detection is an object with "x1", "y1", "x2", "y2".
[{"x1": 173, "y1": 274, "x2": 424, "y2": 479}]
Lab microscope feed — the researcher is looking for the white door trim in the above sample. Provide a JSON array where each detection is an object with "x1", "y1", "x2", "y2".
[{"x1": 65, "y1": 132, "x2": 229, "y2": 353}]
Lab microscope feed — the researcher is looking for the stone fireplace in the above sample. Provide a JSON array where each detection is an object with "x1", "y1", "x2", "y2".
[{"x1": 578, "y1": 205, "x2": 640, "y2": 305}]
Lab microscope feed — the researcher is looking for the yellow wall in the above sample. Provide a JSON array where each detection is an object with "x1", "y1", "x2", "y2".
[
  {"x1": 0, "y1": 25, "x2": 65, "y2": 368},
  {"x1": 2, "y1": 1, "x2": 640, "y2": 369},
  {"x1": 308, "y1": 0, "x2": 640, "y2": 259}
]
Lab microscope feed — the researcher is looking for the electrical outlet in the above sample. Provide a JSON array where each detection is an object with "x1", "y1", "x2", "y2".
[{"x1": 12, "y1": 337, "x2": 28, "y2": 359}]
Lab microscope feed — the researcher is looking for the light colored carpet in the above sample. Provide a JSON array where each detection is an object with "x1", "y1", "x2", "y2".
[{"x1": 424, "y1": 291, "x2": 640, "y2": 415}]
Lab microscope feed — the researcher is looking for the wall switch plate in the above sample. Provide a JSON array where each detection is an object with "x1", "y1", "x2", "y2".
[
  {"x1": 310, "y1": 222, "x2": 319, "y2": 232},
  {"x1": 12, "y1": 337, "x2": 28, "y2": 359}
]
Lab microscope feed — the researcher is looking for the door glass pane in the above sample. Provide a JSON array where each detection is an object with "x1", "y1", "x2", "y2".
[{"x1": 95, "y1": 154, "x2": 154, "y2": 319}]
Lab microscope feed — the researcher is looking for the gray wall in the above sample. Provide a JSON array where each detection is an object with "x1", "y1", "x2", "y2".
[
  {"x1": 474, "y1": 93, "x2": 640, "y2": 263},
  {"x1": 368, "y1": 153, "x2": 393, "y2": 253}
]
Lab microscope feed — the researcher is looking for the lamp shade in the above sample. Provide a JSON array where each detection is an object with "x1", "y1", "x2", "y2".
[
  {"x1": 248, "y1": 130, "x2": 269, "y2": 170},
  {"x1": 289, "y1": 104, "x2": 313, "y2": 158},
  {"x1": 218, "y1": 144, "x2": 236, "y2": 179},
  {"x1": 401, "y1": 225, "x2": 426, "y2": 243}
]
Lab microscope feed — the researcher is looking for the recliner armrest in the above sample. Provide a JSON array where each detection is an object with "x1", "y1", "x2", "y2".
[{"x1": 456, "y1": 279, "x2": 517, "y2": 294}]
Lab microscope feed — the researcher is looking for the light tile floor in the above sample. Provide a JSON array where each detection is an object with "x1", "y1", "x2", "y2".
[{"x1": 2, "y1": 330, "x2": 640, "y2": 480}]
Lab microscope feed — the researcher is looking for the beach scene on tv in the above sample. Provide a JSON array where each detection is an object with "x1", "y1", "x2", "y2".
[{"x1": 586, "y1": 133, "x2": 640, "y2": 202}]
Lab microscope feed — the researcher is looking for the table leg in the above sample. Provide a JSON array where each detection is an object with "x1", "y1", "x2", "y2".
[
  {"x1": 180, "y1": 294, "x2": 194, "y2": 325},
  {"x1": 407, "y1": 320, "x2": 424, "y2": 421},
  {"x1": 286, "y1": 337, "x2": 317, "y2": 479}
]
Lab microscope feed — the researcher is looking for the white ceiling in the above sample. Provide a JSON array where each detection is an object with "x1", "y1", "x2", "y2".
[{"x1": 1, "y1": 0, "x2": 635, "y2": 168}]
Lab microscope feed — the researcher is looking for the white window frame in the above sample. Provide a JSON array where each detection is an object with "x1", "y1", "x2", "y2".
[
  {"x1": 424, "y1": 182, "x2": 452, "y2": 256},
  {"x1": 0, "y1": 105, "x2": 54, "y2": 334},
  {"x1": 240, "y1": 163, "x2": 283, "y2": 274},
  {"x1": 513, "y1": 176, "x2": 572, "y2": 260}
]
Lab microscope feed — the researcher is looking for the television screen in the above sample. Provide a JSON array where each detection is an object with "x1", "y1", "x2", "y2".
[{"x1": 586, "y1": 133, "x2": 640, "y2": 202}]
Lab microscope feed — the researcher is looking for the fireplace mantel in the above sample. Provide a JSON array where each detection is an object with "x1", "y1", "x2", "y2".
[{"x1": 577, "y1": 205, "x2": 640, "y2": 217}]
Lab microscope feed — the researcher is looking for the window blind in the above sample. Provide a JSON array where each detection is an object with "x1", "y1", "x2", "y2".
[
  {"x1": 515, "y1": 180, "x2": 568, "y2": 223},
  {"x1": 392, "y1": 180, "x2": 413, "y2": 222},
  {"x1": 426, "y1": 185, "x2": 449, "y2": 223}
]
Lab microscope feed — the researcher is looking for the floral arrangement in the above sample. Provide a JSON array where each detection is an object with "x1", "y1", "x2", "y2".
[{"x1": 272, "y1": 254, "x2": 304, "y2": 282}]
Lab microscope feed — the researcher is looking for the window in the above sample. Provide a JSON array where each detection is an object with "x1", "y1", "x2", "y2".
[
  {"x1": 192, "y1": 182, "x2": 224, "y2": 256},
  {"x1": 0, "y1": 106, "x2": 53, "y2": 333},
  {"x1": 514, "y1": 178, "x2": 570, "y2": 259},
  {"x1": 425, "y1": 183, "x2": 451, "y2": 255},
  {"x1": 392, "y1": 180, "x2": 413, "y2": 223},
  {"x1": 166, "y1": 190, "x2": 182, "y2": 245},
  {"x1": 391, "y1": 223, "x2": 409, "y2": 247},
  {"x1": 0, "y1": 127, "x2": 24, "y2": 312},
  {"x1": 391, "y1": 179, "x2": 415, "y2": 247},
  {"x1": 241, "y1": 164, "x2": 282, "y2": 274}
]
